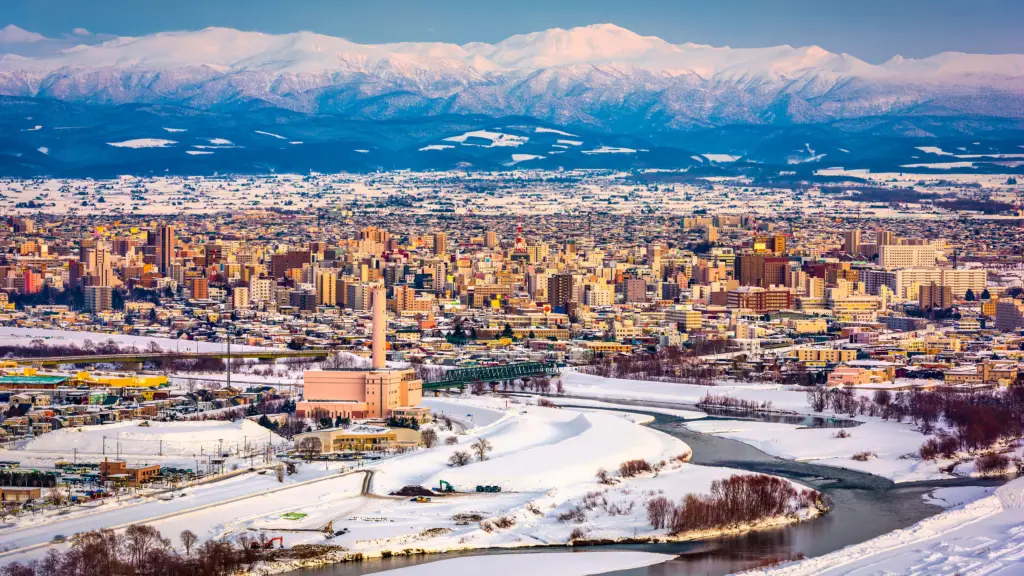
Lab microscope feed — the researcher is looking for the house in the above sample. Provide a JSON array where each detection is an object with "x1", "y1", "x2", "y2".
[{"x1": 294, "y1": 425, "x2": 422, "y2": 454}]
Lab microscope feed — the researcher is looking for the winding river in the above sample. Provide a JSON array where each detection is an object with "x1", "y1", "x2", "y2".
[{"x1": 288, "y1": 400, "x2": 1004, "y2": 576}]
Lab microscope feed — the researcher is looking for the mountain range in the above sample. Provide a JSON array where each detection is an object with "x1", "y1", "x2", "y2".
[{"x1": 2, "y1": 23, "x2": 1024, "y2": 176}]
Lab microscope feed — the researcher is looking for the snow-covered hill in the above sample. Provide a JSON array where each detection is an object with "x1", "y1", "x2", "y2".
[{"x1": 2, "y1": 23, "x2": 1023, "y2": 129}]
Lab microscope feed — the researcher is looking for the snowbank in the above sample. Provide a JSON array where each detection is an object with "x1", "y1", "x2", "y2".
[
  {"x1": 372, "y1": 551, "x2": 673, "y2": 576},
  {"x1": 762, "y1": 477, "x2": 1024, "y2": 576},
  {"x1": 21, "y1": 419, "x2": 286, "y2": 457}
]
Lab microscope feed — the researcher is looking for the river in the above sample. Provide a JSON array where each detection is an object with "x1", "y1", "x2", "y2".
[{"x1": 287, "y1": 400, "x2": 1004, "y2": 576}]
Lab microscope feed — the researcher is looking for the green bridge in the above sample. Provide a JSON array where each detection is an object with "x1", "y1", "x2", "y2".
[{"x1": 423, "y1": 362, "x2": 559, "y2": 391}]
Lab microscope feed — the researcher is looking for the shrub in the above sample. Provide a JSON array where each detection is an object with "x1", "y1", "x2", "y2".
[
  {"x1": 451, "y1": 513, "x2": 484, "y2": 525},
  {"x1": 975, "y1": 452, "x2": 1010, "y2": 476},
  {"x1": 851, "y1": 451, "x2": 876, "y2": 462},
  {"x1": 618, "y1": 459, "x2": 652, "y2": 478},
  {"x1": 526, "y1": 502, "x2": 543, "y2": 516},
  {"x1": 919, "y1": 438, "x2": 940, "y2": 460},
  {"x1": 537, "y1": 398, "x2": 559, "y2": 408},
  {"x1": 447, "y1": 450, "x2": 472, "y2": 467},
  {"x1": 568, "y1": 526, "x2": 589, "y2": 541},
  {"x1": 444, "y1": 436, "x2": 459, "y2": 445},
  {"x1": 666, "y1": 474, "x2": 817, "y2": 535},
  {"x1": 492, "y1": 516, "x2": 516, "y2": 529},
  {"x1": 595, "y1": 467, "x2": 616, "y2": 485},
  {"x1": 670, "y1": 450, "x2": 692, "y2": 463},
  {"x1": 420, "y1": 428, "x2": 438, "y2": 448},
  {"x1": 646, "y1": 496, "x2": 674, "y2": 529},
  {"x1": 556, "y1": 506, "x2": 586, "y2": 523},
  {"x1": 833, "y1": 429, "x2": 851, "y2": 439}
]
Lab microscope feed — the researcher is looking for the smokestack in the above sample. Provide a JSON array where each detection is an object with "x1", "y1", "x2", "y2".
[{"x1": 371, "y1": 284, "x2": 386, "y2": 369}]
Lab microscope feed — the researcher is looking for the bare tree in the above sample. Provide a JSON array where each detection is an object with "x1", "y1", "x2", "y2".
[
  {"x1": 470, "y1": 438, "x2": 493, "y2": 462},
  {"x1": 421, "y1": 428, "x2": 439, "y2": 448},
  {"x1": 297, "y1": 437, "x2": 322, "y2": 461},
  {"x1": 124, "y1": 524, "x2": 168, "y2": 568},
  {"x1": 445, "y1": 436, "x2": 459, "y2": 445},
  {"x1": 180, "y1": 530, "x2": 198, "y2": 556},
  {"x1": 448, "y1": 450, "x2": 472, "y2": 467}
]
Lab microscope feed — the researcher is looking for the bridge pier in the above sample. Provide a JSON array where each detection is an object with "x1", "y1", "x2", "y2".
[{"x1": 120, "y1": 361, "x2": 143, "y2": 371}]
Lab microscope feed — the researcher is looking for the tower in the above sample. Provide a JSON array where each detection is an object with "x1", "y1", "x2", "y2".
[{"x1": 371, "y1": 284, "x2": 386, "y2": 370}]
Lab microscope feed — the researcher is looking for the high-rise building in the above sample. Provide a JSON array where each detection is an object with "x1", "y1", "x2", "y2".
[
  {"x1": 548, "y1": 274, "x2": 574, "y2": 310},
  {"x1": 190, "y1": 277, "x2": 209, "y2": 300},
  {"x1": 995, "y1": 299, "x2": 1024, "y2": 332},
  {"x1": 316, "y1": 269, "x2": 338, "y2": 306},
  {"x1": 624, "y1": 278, "x2": 647, "y2": 303},
  {"x1": 157, "y1": 225, "x2": 175, "y2": 275},
  {"x1": 433, "y1": 232, "x2": 447, "y2": 256},
  {"x1": 843, "y1": 230, "x2": 862, "y2": 255},
  {"x1": 484, "y1": 231, "x2": 498, "y2": 248},
  {"x1": 249, "y1": 277, "x2": 275, "y2": 303},
  {"x1": 84, "y1": 285, "x2": 113, "y2": 312},
  {"x1": 879, "y1": 244, "x2": 937, "y2": 269},
  {"x1": 919, "y1": 283, "x2": 954, "y2": 310},
  {"x1": 232, "y1": 287, "x2": 250, "y2": 310}
]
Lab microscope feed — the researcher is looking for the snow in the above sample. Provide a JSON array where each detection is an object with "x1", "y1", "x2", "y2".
[
  {"x1": 0, "y1": 327, "x2": 271, "y2": 354},
  {"x1": 924, "y1": 486, "x2": 997, "y2": 509},
  {"x1": 557, "y1": 139, "x2": 583, "y2": 146},
  {"x1": 559, "y1": 372, "x2": 943, "y2": 483},
  {"x1": 289, "y1": 141, "x2": 303, "y2": 145},
  {"x1": 107, "y1": 138, "x2": 177, "y2": 148},
  {"x1": 419, "y1": 144, "x2": 455, "y2": 151},
  {"x1": 373, "y1": 551, "x2": 673, "y2": 576},
  {"x1": 36, "y1": 147, "x2": 48, "y2": 155},
  {"x1": 702, "y1": 153, "x2": 741, "y2": 163},
  {"x1": 762, "y1": 477, "x2": 1024, "y2": 576},
  {"x1": 534, "y1": 127, "x2": 577, "y2": 137},
  {"x1": 901, "y1": 161, "x2": 977, "y2": 169},
  {"x1": 354, "y1": 149, "x2": 370, "y2": 153},
  {"x1": 206, "y1": 138, "x2": 233, "y2": 145},
  {"x1": 255, "y1": 130, "x2": 287, "y2": 139},
  {"x1": 22, "y1": 125, "x2": 42, "y2": 132},
  {"x1": 917, "y1": 146, "x2": 953, "y2": 156},
  {"x1": 20, "y1": 419, "x2": 286, "y2": 458},
  {"x1": 510, "y1": 154, "x2": 544, "y2": 163},
  {"x1": 443, "y1": 130, "x2": 527, "y2": 148},
  {"x1": 0, "y1": 394, "x2": 819, "y2": 569},
  {"x1": 162, "y1": 127, "x2": 187, "y2": 133},
  {"x1": 186, "y1": 150, "x2": 213, "y2": 155},
  {"x1": 582, "y1": 146, "x2": 636, "y2": 155},
  {"x1": 685, "y1": 419, "x2": 943, "y2": 483}
]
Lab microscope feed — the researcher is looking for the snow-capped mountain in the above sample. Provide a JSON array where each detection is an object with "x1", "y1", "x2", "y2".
[{"x1": 2, "y1": 23, "x2": 1024, "y2": 130}]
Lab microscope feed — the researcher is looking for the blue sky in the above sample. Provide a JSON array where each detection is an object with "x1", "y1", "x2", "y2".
[{"x1": 4, "y1": 0, "x2": 1023, "y2": 63}]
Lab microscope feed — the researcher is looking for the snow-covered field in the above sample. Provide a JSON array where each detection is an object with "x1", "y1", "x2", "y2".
[
  {"x1": 560, "y1": 372, "x2": 944, "y2": 483},
  {"x1": 761, "y1": 477, "x2": 1024, "y2": 576},
  {"x1": 17, "y1": 419, "x2": 286, "y2": 460},
  {"x1": 0, "y1": 395, "x2": 820, "y2": 572},
  {"x1": 685, "y1": 419, "x2": 944, "y2": 483}
]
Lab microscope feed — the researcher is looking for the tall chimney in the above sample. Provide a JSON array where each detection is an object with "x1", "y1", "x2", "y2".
[{"x1": 371, "y1": 284, "x2": 386, "y2": 369}]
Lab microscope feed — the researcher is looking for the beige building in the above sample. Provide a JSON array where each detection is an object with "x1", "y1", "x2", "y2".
[
  {"x1": 878, "y1": 245, "x2": 938, "y2": 269},
  {"x1": 297, "y1": 286, "x2": 423, "y2": 419}
]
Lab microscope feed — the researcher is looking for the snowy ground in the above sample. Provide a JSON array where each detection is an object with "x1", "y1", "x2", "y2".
[
  {"x1": 0, "y1": 396, "x2": 820, "y2": 572},
  {"x1": 3, "y1": 419, "x2": 288, "y2": 469},
  {"x1": 759, "y1": 477, "x2": 1024, "y2": 576},
  {"x1": 372, "y1": 551, "x2": 674, "y2": 576},
  {"x1": 684, "y1": 419, "x2": 944, "y2": 483},
  {"x1": 560, "y1": 372, "x2": 947, "y2": 483},
  {"x1": 0, "y1": 327, "x2": 271, "y2": 353}
]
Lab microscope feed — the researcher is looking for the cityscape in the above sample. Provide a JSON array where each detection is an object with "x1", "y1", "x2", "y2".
[{"x1": 2, "y1": 2, "x2": 1024, "y2": 576}]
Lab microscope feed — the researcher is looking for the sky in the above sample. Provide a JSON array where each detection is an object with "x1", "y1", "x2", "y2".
[{"x1": 3, "y1": 0, "x2": 1024, "y2": 63}]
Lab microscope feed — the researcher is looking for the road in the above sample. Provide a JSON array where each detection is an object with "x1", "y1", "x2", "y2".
[{"x1": 0, "y1": 468, "x2": 374, "y2": 562}]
